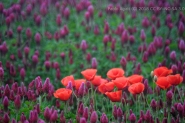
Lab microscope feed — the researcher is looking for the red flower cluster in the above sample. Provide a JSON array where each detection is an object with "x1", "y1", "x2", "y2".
[{"x1": 153, "y1": 67, "x2": 183, "y2": 89}]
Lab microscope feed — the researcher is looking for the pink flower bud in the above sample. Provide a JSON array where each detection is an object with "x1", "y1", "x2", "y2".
[
  {"x1": 5, "y1": 17, "x2": 11, "y2": 28},
  {"x1": 90, "y1": 111, "x2": 98, "y2": 123},
  {"x1": 178, "y1": 21, "x2": 185, "y2": 36},
  {"x1": 44, "y1": 107, "x2": 51, "y2": 121},
  {"x1": 151, "y1": 25, "x2": 156, "y2": 37},
  {"x1": 0, "y1": 67, "x2": 4, "y2": 80},
  {"x1": 20, "y1": 68, "x2": 25, "y2": 81},
  {"x1": 129, "y1": 113, "x2": 136, "y2": 123},
  {"x1": 1, "y1": 42, "x2": 8, "y2": 54},
  {"x1": 3, "y1": 113, "x2": 10, "y2": 123},
  {"x1": 26, "y1": 4, "x2": 32, "y2": 15},
  {"x1": 129, "y1": 35, "x2": 135, "y2": 44},
  {"x1": 60, "y1": 111, "x2": 66, "y2": 123},
  {"x1": 0, "y1": 2, "x2": 4, "y2": 13},
  {"x1": 17, "y1": 26, "x2": 22, "y2": 34},
  {"x1": 56, "y1": 14, "x2": 61, "y2": 26},
  {"x1": 78, "y1": 103, "x2": 84, "y2": 115},
  {"x1": 14, "y1": 95, "x2": 21, "y2": 109},
  {"x1": 64, "y1": 7, "x2": 70, "y2": 20},
  {"x1": 40, "y1": 4, "x2": 47, "y2": 16},
  {"x1": 26, "y1": 28, "x2": 32, "y2": 39},
  {"x1": 35, "y1": 15, "x2": 42, "y2": 26},
  {"x1": 142, "y1": 17, "x2": 150, "y2": 28},
  {"x1": 86, "y1": 53, "x2": 91, "y2": 63},
  {"x1": 80, "y1": 117, "x2": 87, "y2": 123},
  {"x1": 9, "y1": 64, "x2": 16, "y2": 77},
  {"x1": 113, "y1": 105, "x2": 117, "y2": 119},
  {"x1": 121, "y1": 30, "x2": 129, "y2": 45},
  {"x1": 100, "y1": 113, "x2": 108, "y2": 123},
  {"x1": 80, "y1": 40, "x2": 88, "y2": 53},
  {"x1": 142, "y1": 51, "x2": 148, "y2": 63},
  {"x1": 179, "y1": 39, "x2": 185, "y2": 53},
  {"x1": 91, "y1": 57, "x2": 97, "y2": 69},
  {"x1": 3, "y1": 96, "x2": 9, "y2": 110},
  {"x1": 104, "y1": 22, "x2": 109, "y2": 34},
  {"x1": 150, "y1": 99, "x2": 157, "y2": 111},
  {"x1": 83, "y1": 107, "x2": 88, "y2": 120},
  {"x1": 140, "y1": 29, "x2": 146, "y2": 41},
  {"x1": 120, "y1": 56, "x2": 127, "y2": 70},
  {"x1": 85, "y1": 11, "x2": 90, "y2": 22},
  {"x1": 35, "y1": 32, "x2": 41, "y2": 45},
  {"x1": 164, "y1": 46, "x2": 170, "y2": 56},
  {"x1": 88, "y1": 5, "x2": 94, "y2": 18},
  {"x1": 32, "y1": 55, "x2": 38, "y2": 65},
  {"x1": 50, "y1": 110, "x2": 58, "y2": 122},
  {"x1": 170, "y1": 51, "x2": 176, "y2": 62}
]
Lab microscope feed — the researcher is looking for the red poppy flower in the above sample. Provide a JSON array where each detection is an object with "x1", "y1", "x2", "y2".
[
  {"x1": 112, "y1": 77, "x2": 128, "y2": 90},
  {"x1": 156, "y1": 77, "x2": 171, "y2": 90},
  {"x1": 81, "y1": 69, "x2": 97, "y2": 80},
  {"x1": 167, "y1": 74, "x2": 183, "y2": 86},
  {"x1": 53, "y1": 88, "x2": 72, "y2": 101},
  {"x1": 100, "y1": 78, "x2": 108, "y2": 85},
  {"x1": 91, "y1": 75, "x2": 102, "y2": 86},
  {"x1": 128, "y1": 83, "x2": 145, "y2": 95},
  {"x1": 105, "y1": 90, "x2": 122, "y2": 102},
  {"x1": 153, "y1": 67, "x2": 172, "y2": 77},
  {"x1": 128, "y1": 75, "x2": 143, "y2": 85},
  {"x1": 75, "y1": 79, "x2": 86, "y2": 90},
  {"x1": 107, "y1": 68, "x2": 124, "y2": 80},
  {"x1": 61, "y1": 75, "x2": 75, "y2": 87},
  {"x1": 98, "y1": 82, "x2": 115, "y2": 94}
]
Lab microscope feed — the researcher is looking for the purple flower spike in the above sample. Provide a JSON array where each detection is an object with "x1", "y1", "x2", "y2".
[
  {"x1": 3, "y1": 96, "x2": 9, "y2": 110},
  {"x1": 91, "y1": 57, "x2": 97, "y2": 69},
  {"x1": 129, "y1": 113, "x2": 136, "y2": 123},
  {"x1": 90, "y1": 111, "x2": 98, "y2": 123},
  {"x1": 100, "y1": 113, "x2": 108, "y2": 123},
  {"x1": 80, "y1": 117, "x2": 87, "y2": 123}
]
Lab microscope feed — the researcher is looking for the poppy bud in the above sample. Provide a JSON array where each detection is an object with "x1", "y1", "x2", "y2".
[
  {"x1": 64, "y1": 7, "x2": 70, "y2": 20},
  {"x1": 90, "y1": 111, "x2": 98, "y2": 123},
  {"x1": 3, "y1": 113, "x2": 10, "y2": 123},
  {"x1": 44, "y1": 107, "x2": 51, "y2": 121},
  {"x1": 3, "y1": 96, "x2": 9, "y2": 110},
  {"x1": 14, "y1": 95, "x2": 21, "y2": 109},
  {"x1": 0, "y1": 67, "x2": 4, "y2": 80},
  {"x1": 170, "y1": 51, "x2": 176, "y2": 62},
  {"x1": 83, "y1": 107, "x2": 89, "y2": 120},
  {"x1": 56, "y1": 14, "x2": 61, "y2": 26},
  {"x1": 129, "y1": 113, "x2": 136, "y2": 123},
  {"x1": 44, "y1": 61, "x2": 51, "y2": 71},
  {"x1": 140, "y1": 29, "x2": 146, "y2": 41}
]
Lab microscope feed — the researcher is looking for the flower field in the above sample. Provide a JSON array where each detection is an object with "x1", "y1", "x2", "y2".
[{"x1": 0, "y1": 0, "x2": 185, "y2": 122}]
